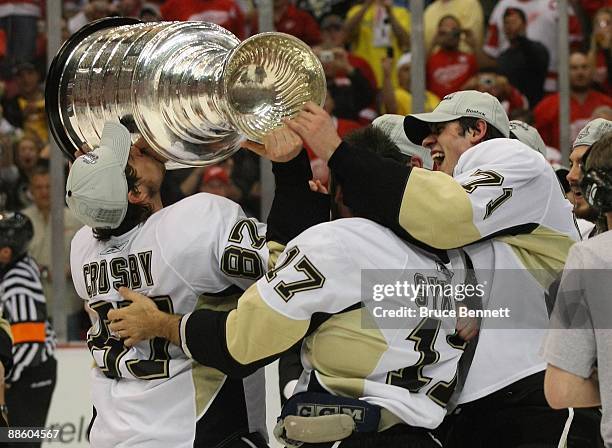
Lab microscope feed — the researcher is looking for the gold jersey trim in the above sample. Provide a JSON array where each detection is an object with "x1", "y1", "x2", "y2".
[
  {"x1": 225, "y1": 285, "x2": 309, "y2": 364},
  {"x1": 399, "y1": 168, "x2": 481, "y2": 249},
  {"x1": 498, "y1": 225, "x2": 575, "y2": 289}
]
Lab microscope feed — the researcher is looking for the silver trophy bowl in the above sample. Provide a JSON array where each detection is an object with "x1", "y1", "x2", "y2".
[{"x1": 46, "y1": 18, "x2": 326, "y2": 168}]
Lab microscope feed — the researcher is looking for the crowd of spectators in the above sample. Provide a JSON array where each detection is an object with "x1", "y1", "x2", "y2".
[{"x1": 0, "y1": 0, "x2": 610, "y2": 341}]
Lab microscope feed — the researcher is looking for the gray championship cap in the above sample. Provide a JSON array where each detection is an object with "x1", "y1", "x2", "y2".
[
  {"x1": 66, "y1": 121, "x2": 132, "y2": 229},
  {"x1": 573, "y1": 118, "x2": 612, "y2": 148},
  {"x1": 372, "y1": 114, "x2": 434, "y2": 169},
  {"x1": 509, "y1": 120, "x2": 546, "y2": 157},
  {"x1": 403, "y1": 90, "x2": 510, "y2": 146}
]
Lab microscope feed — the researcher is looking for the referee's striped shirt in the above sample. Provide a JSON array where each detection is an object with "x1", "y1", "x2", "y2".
[{"x1": 0, "y1": 256, "x2": 56, "y2": 383}]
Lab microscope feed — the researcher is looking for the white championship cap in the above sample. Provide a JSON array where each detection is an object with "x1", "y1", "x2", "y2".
[
  {"x1": 372, "y1": 114, "x2": 434, "y2": 169},
  {"x1": 509, "y1": 120, "x2": 546, "y2": 157},
  {"x1": 573, "y1": 118, "x2": 612, "y2": 149},
  {"x1": 403, "y1": 90, "x2": 510, "y2": 146},
  {"x1": 65, "y1": 121, "x2": 132, "y2": 229}
]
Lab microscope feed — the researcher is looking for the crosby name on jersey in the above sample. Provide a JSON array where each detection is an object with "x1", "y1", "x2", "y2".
[{"x1": 81, "y1": 250, "x2": 154, "y2": 297}]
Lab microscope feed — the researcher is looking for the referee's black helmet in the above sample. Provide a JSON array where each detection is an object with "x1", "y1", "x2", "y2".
[{"x1": 0, "y1": 211, "x2": 34, "y2": 260}]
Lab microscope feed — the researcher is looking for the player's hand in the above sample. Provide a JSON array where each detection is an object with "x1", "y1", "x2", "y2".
[
  {"x1": 241, "y1": 139, "x2": 265, "y2": 155},
  {"x1": 108, "y1": 288, "x2": 168, "y2": 347},
  {"x1": 243, "y1": 126, "x2": 303, "y2": 162},
  {"x1": 72, "y1": 143, "x2": 92, "y2": 162},
  {"x1": 455, "y1": 313, "x2": 479, "y2": 342},
  {"x1": 308, "y1": 180, "x2": 329, "y2": 194},
  {"x1": 285, "y1": 102, "x2": 342, "y2": 162},
  {"x1": 76, "y1": 143, "x2": 91, "y2": 157}
]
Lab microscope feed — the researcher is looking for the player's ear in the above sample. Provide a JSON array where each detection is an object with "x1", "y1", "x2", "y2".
[
  {"x1": 128, "y1": 189, "x2": 146, "y2": 205},
  {"x1": 470, "y1": 120, "x2": 487, "y2": 144}
]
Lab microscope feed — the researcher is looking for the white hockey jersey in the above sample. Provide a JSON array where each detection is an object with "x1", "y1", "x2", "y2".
[
  {"x1": 385, "y1": 138, "x2": 579, "y2": 404},
  {"x1": 70, "y1": 193, "x2": 269, "y2": 448},
  {"x1": 182, "y1": 218, "x2": 469, "y2": 430},
  {"x1": 450, "y1": 140, "x2": 579, "y2": 403},
  {"x1": 399, "y1": 138, "x2": 578, "y2": 249}
]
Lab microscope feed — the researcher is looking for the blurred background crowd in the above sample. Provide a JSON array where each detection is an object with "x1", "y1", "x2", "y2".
[{"x1": 0, "y1": 0, "x2": 611, "y2": 341}]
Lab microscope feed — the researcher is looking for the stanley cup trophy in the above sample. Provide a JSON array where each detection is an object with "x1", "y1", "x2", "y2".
[{"x1": 46, "y1": 17, "x2": 326, "y2": 168}]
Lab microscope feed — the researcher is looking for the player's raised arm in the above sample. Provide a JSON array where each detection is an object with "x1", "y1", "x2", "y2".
[
  {"x1": 287, "y1": 94, "x2": 577, "y2": 249},
  {"x1": 243, "y1": 125, "x2": 330, "y2": 267}
]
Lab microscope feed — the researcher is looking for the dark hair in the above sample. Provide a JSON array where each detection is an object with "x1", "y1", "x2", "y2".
[
  {"x1": 438, "y1": 14, "x2": 461, "y2": 28},
  {"x1": 92, "y1": 163, "x2": 153, "y2": 241},
  {"x1": 331, "y1": 126, "x2": 409, "y2": 219},
  {"x1": 508, "y1": 108, "x2": 534, "y2": 124},
  {"x1": 503, "y1": 7, "x2": 527, "y2": 23},
  {"x1": 457, "y1": 117, "x2": 505, "y2": 142},
  {"x1": 343, "y1": 125, "x2": 410, "y2": 164},
  {"x1": 28, "y1": 162, "x2": 50, "y2": 181},
  {"x1": 586, "y1": 131, "x2": 612, "y2": 172}
]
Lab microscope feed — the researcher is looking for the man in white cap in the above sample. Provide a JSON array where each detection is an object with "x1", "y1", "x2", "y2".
[
  {"x1": 567, "y1": 118, "x2": 612, "y2": 238},
  {"x1": 372, "y1": 114, "x2": 435, "y2": 169},
  {"x1": 508, "y1": 119, "x2": 547, "y2": 158},
  {"x1": 66, "y1": 121, "x2": 328, "y2": 448},
  {"x1": 280, "y1": 92, "x2": 582, "y2": 445}
]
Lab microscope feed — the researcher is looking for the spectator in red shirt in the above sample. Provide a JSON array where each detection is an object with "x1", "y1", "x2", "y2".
[
  {"x1": 426, "y1": 15, "x2": 478, "y2": 98},
  {"x1": 250, "y1": 0, "x2": 321, "y2": 46},
  {"x1": 534, "y1": 51, "x2": 612, "y2": 150},
  {"x1": 161, "y1": 0, "x2": 246, "y2": 39}
]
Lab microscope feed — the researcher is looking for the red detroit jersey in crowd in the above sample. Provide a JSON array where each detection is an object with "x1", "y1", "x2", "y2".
[
  {"x1": 534, "y1": 90, "x2": 612, "y2": 149},
  {"x1": 161, "y1": 0, "x2": 246, "y2": 39},
  {"x1": 427, "y1": 50, "x2": 478, "y2": 99},
  {"x1": 250, "y1": 3, "x2": 321, "y2": 46}
]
